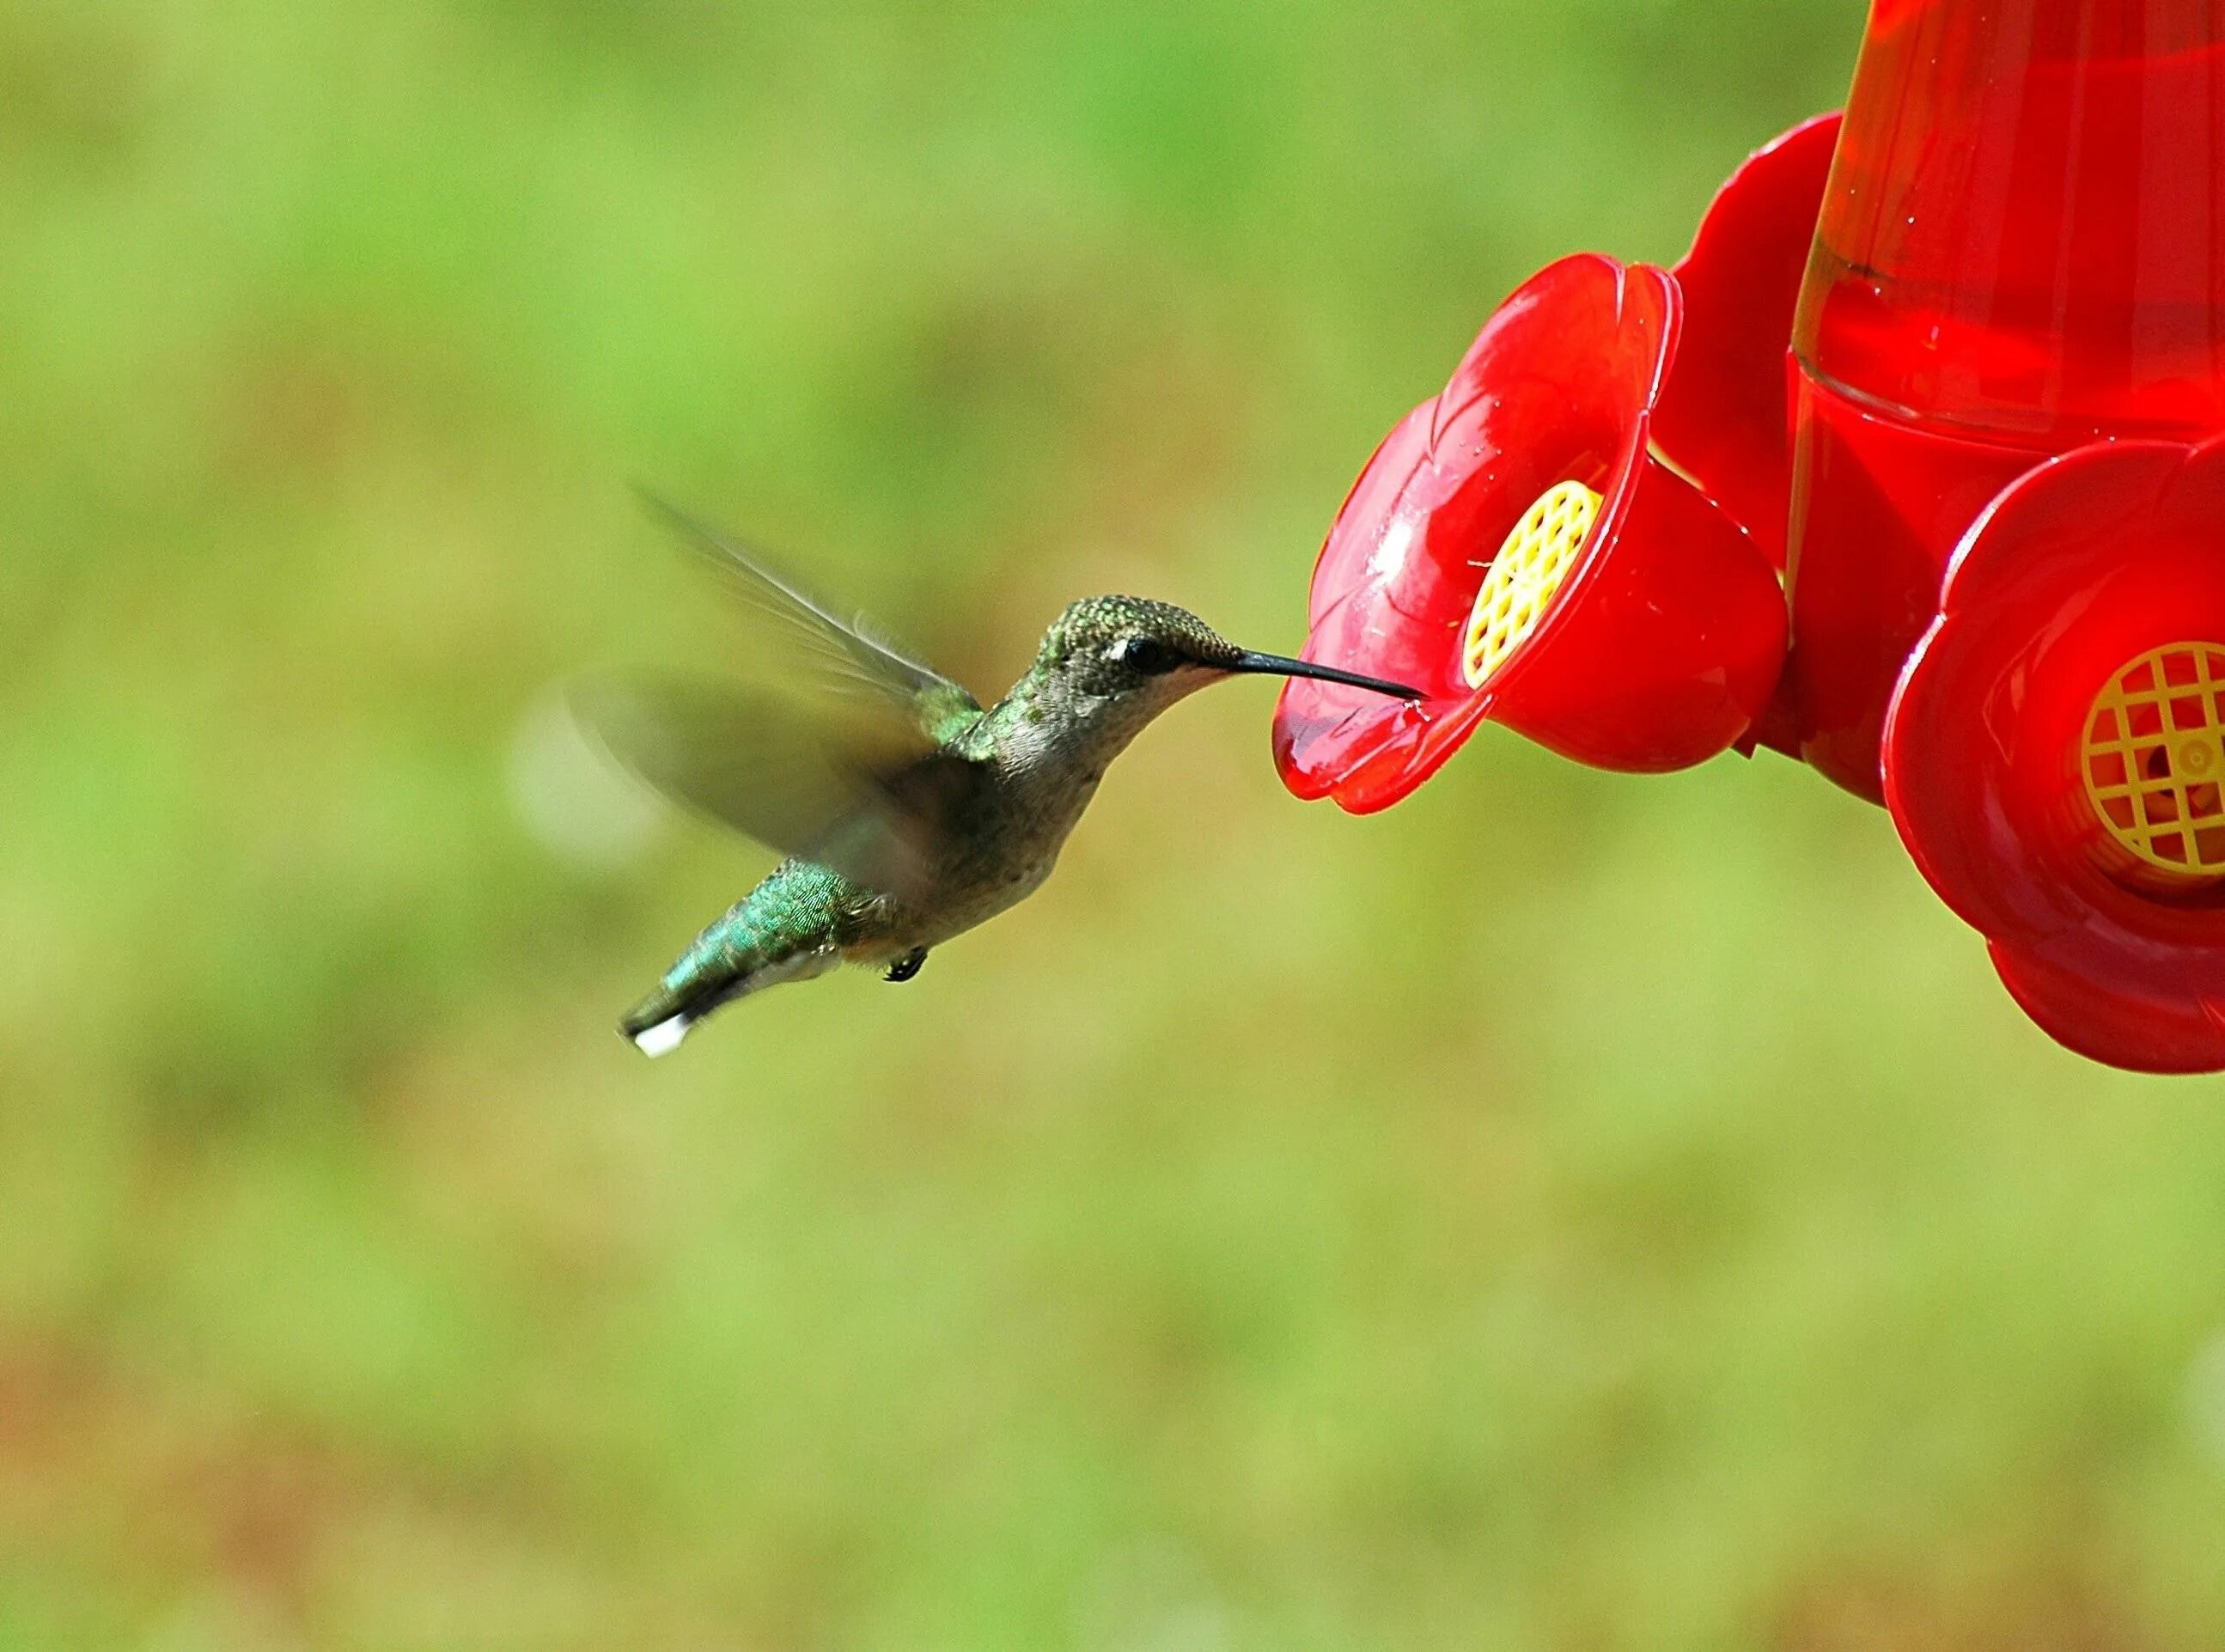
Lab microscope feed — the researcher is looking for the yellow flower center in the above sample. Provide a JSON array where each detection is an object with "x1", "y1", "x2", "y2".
[
  {"x1": 1461, "y1": 480, "x2": 1600, "y2": 690},
  {"x1": 2082, "y1": 642, "x2": 2225, "y2": 879}
]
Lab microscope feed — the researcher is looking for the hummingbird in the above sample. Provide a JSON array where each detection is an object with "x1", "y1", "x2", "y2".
[{"x1": 577, "y1": 500, "x2": 1423, "y2": 1056}]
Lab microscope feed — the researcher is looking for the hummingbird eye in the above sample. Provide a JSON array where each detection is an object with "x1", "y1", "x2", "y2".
[
  {"x1": 1112, "y1": 641, "x2": 1183, "y2": 681},
  {"x1": 1114, "y1": 637, "x2": 1182, "y2": 675}
]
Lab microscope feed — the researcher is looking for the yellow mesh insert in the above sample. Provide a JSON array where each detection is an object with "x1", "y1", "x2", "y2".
[
  {"x1": 2082, "y1": 642, "x2": 2225, "y2": 878},
  {"x1": 1461, "y1": 481, "x2": 1601, "y2": 689}
]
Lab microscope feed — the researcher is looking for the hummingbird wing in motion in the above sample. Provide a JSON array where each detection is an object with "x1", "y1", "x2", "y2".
[
  {"x1": 636, "y1": 491, "x2": 983, "y2": 741},
  {"x1": 571, "y1": 500, "x2": 991, "y2": 903}
]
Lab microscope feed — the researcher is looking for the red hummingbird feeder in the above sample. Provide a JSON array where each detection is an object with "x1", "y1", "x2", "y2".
[{"x1": 1276, "y1": 0, "x2": 2225, "y2": 1074}]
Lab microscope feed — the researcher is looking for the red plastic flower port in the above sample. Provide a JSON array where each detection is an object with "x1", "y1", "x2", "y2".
[
  {"x1": 1884, "y1": 436, "x2": 2225, "y2": 1074},
  {"x1": 1273, "y1": 253, "x2": 1787, "y2": 812}
]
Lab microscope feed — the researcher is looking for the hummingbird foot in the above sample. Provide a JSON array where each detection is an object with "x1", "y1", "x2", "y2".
[{"x1": 884, "y1": 947, "x2": 928, "y2": 984}]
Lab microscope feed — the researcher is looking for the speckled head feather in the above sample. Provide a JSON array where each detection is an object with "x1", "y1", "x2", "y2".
[{"x1": 1033, "y1": 595, "x2": 1243, "y2": 688}]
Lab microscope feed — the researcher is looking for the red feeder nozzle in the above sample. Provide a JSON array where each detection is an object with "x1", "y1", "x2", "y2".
[{"x1": 1272, "y1": 254, "x2": 1787, "y2": 813}]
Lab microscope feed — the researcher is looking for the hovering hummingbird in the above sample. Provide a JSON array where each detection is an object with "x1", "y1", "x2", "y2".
[{"x1": 577, "y1": 500, "x2": 1423, "y2": 1056}]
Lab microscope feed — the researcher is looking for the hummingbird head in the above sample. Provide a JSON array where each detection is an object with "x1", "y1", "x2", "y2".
[{"x1": 1032, "y1": 595, "x2": 1423, "y2": 722}]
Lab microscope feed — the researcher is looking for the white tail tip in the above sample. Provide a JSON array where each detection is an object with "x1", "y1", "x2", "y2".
[{"x1": 631, "y1": 1015, "x2": 690, "y2": 1058}]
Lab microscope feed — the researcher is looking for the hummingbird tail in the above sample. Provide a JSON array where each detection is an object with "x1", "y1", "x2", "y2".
[
  {"x1": 622, "y1": 1004, "x2": 694, "y2": 1058},
  {"x1": 619, "y1": 887, "x2": 795, "y2": 1057},
  {"x1": 619, "y1": 963, "x2": 773, "y2": 1057},
  {"x1": 621, "y1": 864, "x2": 863, "y2": 1055},
  {"x1": 618, "y1": 928, "x2": 837, "y2": 1057},
  {"x1": 620, "y1": 951, "x2": 831, "y2": 1055},
  {"x1": 619, "y1": 984, "x2": 702, "y2": 1058}
]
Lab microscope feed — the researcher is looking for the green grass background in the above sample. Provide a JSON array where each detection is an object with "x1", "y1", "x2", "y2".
[{"x1": 5, "y1": 1, "x2": 2224, "y2": 1646}]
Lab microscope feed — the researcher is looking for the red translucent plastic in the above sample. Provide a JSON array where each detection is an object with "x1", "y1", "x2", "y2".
[
  {"x1": 1807, "y1": 1, "x2": 2225, "y2": 440},
  {"x1": 1272, "y1": 254, "x2": 1785, "y2": 811},
  {"x1": 1784, "y1": 390, "x2": 2035, "y2": 793},
  {"x1": 1494, "y1": 445, "x2": 1786, "y2": 773},
  {"x1": 1788, "y1": 0, "x2": 2225, "y2": 798},
  {"x1": 1267, "y1": 0, "x2": 2225, "y2": 1069},
  {"x1": 1655, "y1": 112, "x2": 1843, "y2": 570},
  {"x1": 1884, "y1": 436, "x2": 2225, "y2": 1073}
]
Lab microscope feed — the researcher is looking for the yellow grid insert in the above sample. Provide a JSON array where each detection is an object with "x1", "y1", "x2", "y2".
[
  {"x1": 1461, "y1": 480, "x2": 1600, "y2": 689},
  {"x1": 2081, "y1": 642, "x2": 2225, "y2": 878}
]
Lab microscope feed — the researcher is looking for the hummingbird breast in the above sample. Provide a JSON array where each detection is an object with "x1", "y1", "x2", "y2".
[
  {"x1": 905, "y1": 770, "x2": 1095, "y2": 947},
  {"x1": 880, "y1": 710, "x2": 1104, "y2": 948},
  {"x1": 889, "y1": 674, "x2": 1166, "y2": 953}
]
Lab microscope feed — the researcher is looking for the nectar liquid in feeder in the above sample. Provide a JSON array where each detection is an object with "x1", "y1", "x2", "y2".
[{"x1": 1461, "y1": 480, "x2": 1600, "y2": 689}]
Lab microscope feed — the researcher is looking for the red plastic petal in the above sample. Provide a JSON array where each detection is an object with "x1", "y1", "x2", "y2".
[
  {"x1": 1486, "y1": 449, "x2": 1785, "y2": 773},
  {"x1": 1274, "y1": 255, "x2": 1679, "y2": 809},
  {"x1": 1991, "y1": 938, "x2": 2225, "y2": 1076},
  {"x1": 1655, "y1": 113, "x2": 1842, "y2": 565},
  {"x1": 1274, "y1": 254, "x2": 1785, "y2": 811},
  {"x1": 1883, "y1": 436, "x2": 2225, "y2": 1075}
]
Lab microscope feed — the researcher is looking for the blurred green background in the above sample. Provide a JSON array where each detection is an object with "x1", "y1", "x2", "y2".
[{"x1": 6, "y1": 0, "x2": 2225, "y2": 1647}]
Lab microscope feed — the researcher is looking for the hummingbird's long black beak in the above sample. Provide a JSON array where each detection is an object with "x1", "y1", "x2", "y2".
[{"x1": 1228, "y1": 650, "x2": 1425, "y2": 701}]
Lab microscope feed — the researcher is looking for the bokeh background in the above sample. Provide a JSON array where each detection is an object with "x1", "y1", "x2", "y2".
[{"x1": 6, "y1": 0, "x2": 2225, "y2": 1646}]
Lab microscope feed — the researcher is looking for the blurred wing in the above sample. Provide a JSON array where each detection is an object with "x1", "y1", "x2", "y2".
[
  {"x1": 637, "y1": 490, "x2": 982, "y2": 740},
  {"x1": 570, "y1": 673, "x2": 988, "y2": 901}
]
